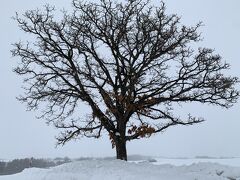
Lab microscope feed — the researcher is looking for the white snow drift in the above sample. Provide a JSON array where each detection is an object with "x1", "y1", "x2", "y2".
[{"x1": 0, "y1": 158, "x2": 240, "y2": 180}]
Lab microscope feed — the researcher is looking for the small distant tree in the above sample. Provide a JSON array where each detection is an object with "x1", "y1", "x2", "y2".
[{"x1": 12, "y1": 0, "x2": 238, "y2": 160}]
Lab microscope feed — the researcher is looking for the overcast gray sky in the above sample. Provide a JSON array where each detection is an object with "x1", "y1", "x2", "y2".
[{"x1": 0, "y1": 0, "x2": 240, "y2": 159}]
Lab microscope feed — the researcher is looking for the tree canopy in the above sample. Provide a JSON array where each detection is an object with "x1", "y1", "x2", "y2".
[{"x1": 12, "y1": 0, "x2": 239, "y2": 160}]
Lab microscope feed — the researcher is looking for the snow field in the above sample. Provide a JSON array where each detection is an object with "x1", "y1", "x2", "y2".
[{"x1": 0, "y1": 159, "x2": 240, "y2": 180}]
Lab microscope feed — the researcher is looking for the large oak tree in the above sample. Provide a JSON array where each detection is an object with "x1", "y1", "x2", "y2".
[{"x1": 12, "y1": 0, "x2": 239, "y2": 160}]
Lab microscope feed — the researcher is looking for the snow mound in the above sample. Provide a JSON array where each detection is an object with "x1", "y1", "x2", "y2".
[{"x1": 0, "y1": 159, "x2": 240, "y2": 180}]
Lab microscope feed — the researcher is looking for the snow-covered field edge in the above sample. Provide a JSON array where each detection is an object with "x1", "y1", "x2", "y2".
[{"x1": 0, "y1": 156, "x2": 240, "y2": 180}]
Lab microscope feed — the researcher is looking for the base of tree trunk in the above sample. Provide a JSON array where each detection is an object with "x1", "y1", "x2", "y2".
[{"x1": 115, "y1": 139, "x2": 127, "y2": 161}]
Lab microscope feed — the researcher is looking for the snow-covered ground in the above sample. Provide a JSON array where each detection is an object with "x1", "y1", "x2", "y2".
[
  {"x1": 0, "y1": 157, "x2": 240, "y2": 180},
  {"x1": 153, "y1": 157, "x2": 240, "y2": 167}
]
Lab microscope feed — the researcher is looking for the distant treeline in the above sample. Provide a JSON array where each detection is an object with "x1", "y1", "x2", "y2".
[{"x1": 0, "y1": 157, "x2": 71, "y2": 175}]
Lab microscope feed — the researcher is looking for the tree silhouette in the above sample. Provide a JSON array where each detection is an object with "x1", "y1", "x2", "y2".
[{"x1": 12, "y1": 0, "x2": 239, "y2": 160}]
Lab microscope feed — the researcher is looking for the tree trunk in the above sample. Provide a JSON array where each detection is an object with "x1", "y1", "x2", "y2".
[{"x1": 115, "y1": 137, "x2": 127, "y2": 161}]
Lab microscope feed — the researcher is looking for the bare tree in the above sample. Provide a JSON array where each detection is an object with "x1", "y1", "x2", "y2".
[{"x1": 12, "y1": 0, "x2": 239, "y2": 160}]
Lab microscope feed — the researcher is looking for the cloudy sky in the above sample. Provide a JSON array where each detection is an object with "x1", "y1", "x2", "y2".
[{"x1": 0, "y1": 0, "x2": 240, "y2": 159}]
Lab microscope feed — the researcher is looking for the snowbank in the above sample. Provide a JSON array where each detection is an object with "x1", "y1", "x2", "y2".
[
  {"x1": 153, "y1": 157, "x2": 240, "y2": 167},
  {"x1": 0, "y1": 159, "x2": 240, "y2": 180}
]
